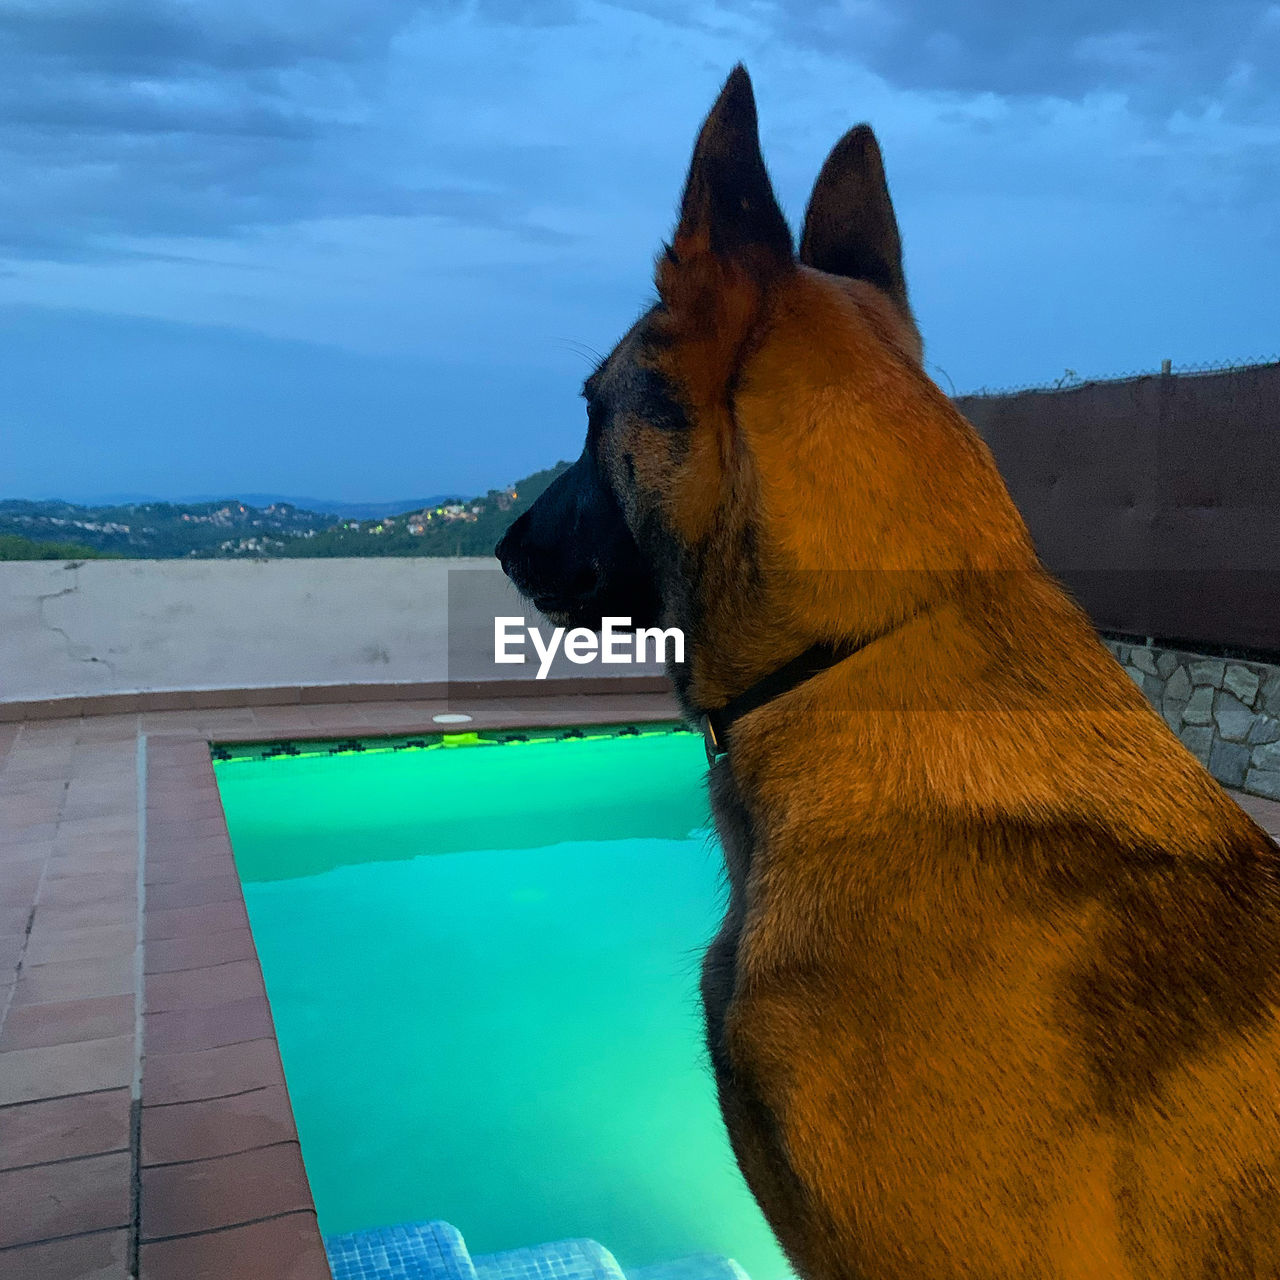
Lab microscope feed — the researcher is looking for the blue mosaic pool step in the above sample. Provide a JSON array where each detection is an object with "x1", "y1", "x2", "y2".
[
  {"x1": 473, "y1": 1238, "x2": 626, "y2": 1280},
  {"x1": 324, "y1": 1221, "x2": 750, "y2": 1280},
  {"x1": 325, "y1": 1220, "x2": 477, "y2": 1280},
  {"x1": 627, "y1": 1255, "x2": 751, "y2": 1280}
]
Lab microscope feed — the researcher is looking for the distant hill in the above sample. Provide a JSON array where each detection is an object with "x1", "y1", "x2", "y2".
[
  {"x1": 279, "y1": 463, "x2": 571, "y2": 559},
  {"x1": 51, "y1": 493, "x2": 459, "y2": 520},
  {"x1": 181, "y1": 494, "x2": 462, "y2": 521},
  {"x1": 0, "y1": 498, "x2": 340, "y2": 559},
  {"x1": 0, "y1": 467, "x2": 570, "y2": 560}
]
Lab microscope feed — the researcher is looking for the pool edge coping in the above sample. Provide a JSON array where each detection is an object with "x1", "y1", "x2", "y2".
[
  {"x1": 138, "y1": 692, "x2": 685, "y2": 1279},
  {"x1": 1, "y1": 676, "x2": 672, "y2": 724}
]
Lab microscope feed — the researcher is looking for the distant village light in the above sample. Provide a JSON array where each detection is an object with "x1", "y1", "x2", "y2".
[{"x1": 6, "y1": 461, "x2": 565, "y2": 560}]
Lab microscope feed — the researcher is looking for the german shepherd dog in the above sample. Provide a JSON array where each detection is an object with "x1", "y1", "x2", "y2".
[{"x1": 496, "y1": 66, "x2": 1280, "y2": 1279}]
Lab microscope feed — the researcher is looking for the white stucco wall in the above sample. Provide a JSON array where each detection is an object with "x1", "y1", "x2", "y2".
[{"x1": 0, "y1": 557, "x2": 665, "y2": 704}]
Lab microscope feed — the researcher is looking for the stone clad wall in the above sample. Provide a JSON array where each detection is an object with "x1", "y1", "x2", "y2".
[{"x1": 1102, "y1": 638, "x2": 1280, "y2": 800}]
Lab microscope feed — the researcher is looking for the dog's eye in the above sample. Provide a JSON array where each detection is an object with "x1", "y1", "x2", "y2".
[{"x1": 584, "y1": 400, "x2": 608, "y2": 459}]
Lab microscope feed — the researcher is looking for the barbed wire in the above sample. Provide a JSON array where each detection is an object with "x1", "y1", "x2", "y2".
[{"x1": 955, "y1": 355, "x2": 1280, "y2": 400}]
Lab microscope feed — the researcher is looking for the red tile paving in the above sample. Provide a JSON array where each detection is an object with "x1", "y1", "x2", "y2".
[
  {"x1": 1, "y1": 679, "x2": 1276, "y2": 1280},
  {"x1": 143, "y1": 928, "x2": 257, "y2": 975},
  {"x1": 0, "y1": 682, "x2": 680, "y2": 1278},
  {"x1": 144, "y1": 960, "x2": 266, "y2": 1015},
  {"x1": 0, "y1": 1229, "x2": 131, "y2": 1280},
  {"x1": 0, "y1": 994, "x2": 135, "y2": 1053},
  {"x1": 0, "y1": 1089, "x2": 131, "y2": 1170},
  {"x1": 140, "y1": 1084, "x2": 297, "y2": 1165},
  {"x1": 0, "y1": 1149, "x2": 132, "y2": 1248},
  {"x1": 138, "y1": 1212, "x2": 329, "y2": 1280},
  {"x1": 0, "y1": 1035, "x2": 136, "y2": 1107},
  {"x1": 140, "y1": 1141, "x2": 314, "y2": 1239},
  {"x1": 142, "y1": 1039, "x2": 287, "y2": 1108},
  {"x1": 144, "y1": 991, "x2": 278, "y2": 1056}
]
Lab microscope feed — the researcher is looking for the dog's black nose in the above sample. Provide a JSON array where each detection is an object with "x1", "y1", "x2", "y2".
[{"x1": 495, "y1": 513, "x2": 522, "y2": 569}]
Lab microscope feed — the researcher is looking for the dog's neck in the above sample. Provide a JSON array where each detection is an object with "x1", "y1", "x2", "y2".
[
  {"x1": 698, "y1": 639, "x2": 857, "y2": 764},
  {"x1": 680, "y1": 599, "x2": 932, "y2": 762}
]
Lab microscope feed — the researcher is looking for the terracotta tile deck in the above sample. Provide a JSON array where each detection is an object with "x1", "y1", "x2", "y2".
[
  {"x1": 1, "y1": 686, "x2": 1279, "y2": 1279},
  {"x1": 0, "y1": 686, "x2": 681, "y2": 1280}
]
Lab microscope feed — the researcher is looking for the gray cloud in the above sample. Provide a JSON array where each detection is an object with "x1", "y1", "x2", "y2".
[
  {"x1": 747, "y1": 0, "x2": 1280, "y2": 116},
  {"x1": 0, "y1": 0, "x2": 407, "y2": 74},
  {"x1": 0, "y1": 0, "x2": 586, "y2": 261},
  {"x1": 6, "y1": 0, "x2": 1275, "y2": 268}
]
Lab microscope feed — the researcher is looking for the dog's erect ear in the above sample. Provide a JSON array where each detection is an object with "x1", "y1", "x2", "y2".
[
  {"x1": 654, "y1": 67, "x2": 793, "y2": 420},
  {"x1": 658, "y1": 65, "x2": 792, "y2": 296},
  {"x1": 800, "y1": 125, "x2": 914, "y2": 327}
]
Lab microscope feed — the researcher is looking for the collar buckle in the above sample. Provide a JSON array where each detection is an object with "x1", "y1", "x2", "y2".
[{"x1": 701, "y1": 713, "x2": 723, "y2": 767}]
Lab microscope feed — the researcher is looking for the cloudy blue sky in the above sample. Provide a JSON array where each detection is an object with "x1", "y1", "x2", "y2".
[{"x1": 2, "y1": 0, "x2": 1278, "y2": 502}]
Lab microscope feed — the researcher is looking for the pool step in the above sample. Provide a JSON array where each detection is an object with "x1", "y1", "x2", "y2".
[
  {"x1": 473, "y1": 1237, "x2": 627, "y2": 1280},
  {"x1": 323, "y1": 1220, "x2": 750, "y2": 1280},
  {"x1": 325, "y1": 1220, "x2": 478, "y2": 1280},
  {"x1": 626, "y1": 1256, "x2": 751, "y2": 1280}
]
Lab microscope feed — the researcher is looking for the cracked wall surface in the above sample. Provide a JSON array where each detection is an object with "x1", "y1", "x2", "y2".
[
  {"x1": 1, "y1": 558, "x2": 665, "y2": 703},
  {"x1": 1, "y1": 557, "x2": 478, "y2": 701}
]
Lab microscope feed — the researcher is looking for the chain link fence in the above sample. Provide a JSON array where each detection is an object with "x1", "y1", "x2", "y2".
[{"x1": 953, "y1": 355, "x2": 1280, "y2": 400}]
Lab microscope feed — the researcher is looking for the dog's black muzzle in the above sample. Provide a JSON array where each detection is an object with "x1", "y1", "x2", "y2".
[{"x1": 495, "y1": 452, "x2": 661, "y2": 631}]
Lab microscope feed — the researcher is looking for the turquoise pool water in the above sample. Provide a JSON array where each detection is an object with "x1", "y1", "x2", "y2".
[{"x1": 212, "y1": 727, "x2": 792, "y2": 1280}]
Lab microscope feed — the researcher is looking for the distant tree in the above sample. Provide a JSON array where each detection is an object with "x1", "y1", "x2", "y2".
[{"x1": 0, "y1": 535, "x2": 121, "y2": 561}]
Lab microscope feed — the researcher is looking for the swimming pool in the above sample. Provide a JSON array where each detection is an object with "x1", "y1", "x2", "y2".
[{"x1": 212, "y1": 725, "x2": 792, "y2": 1280}]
